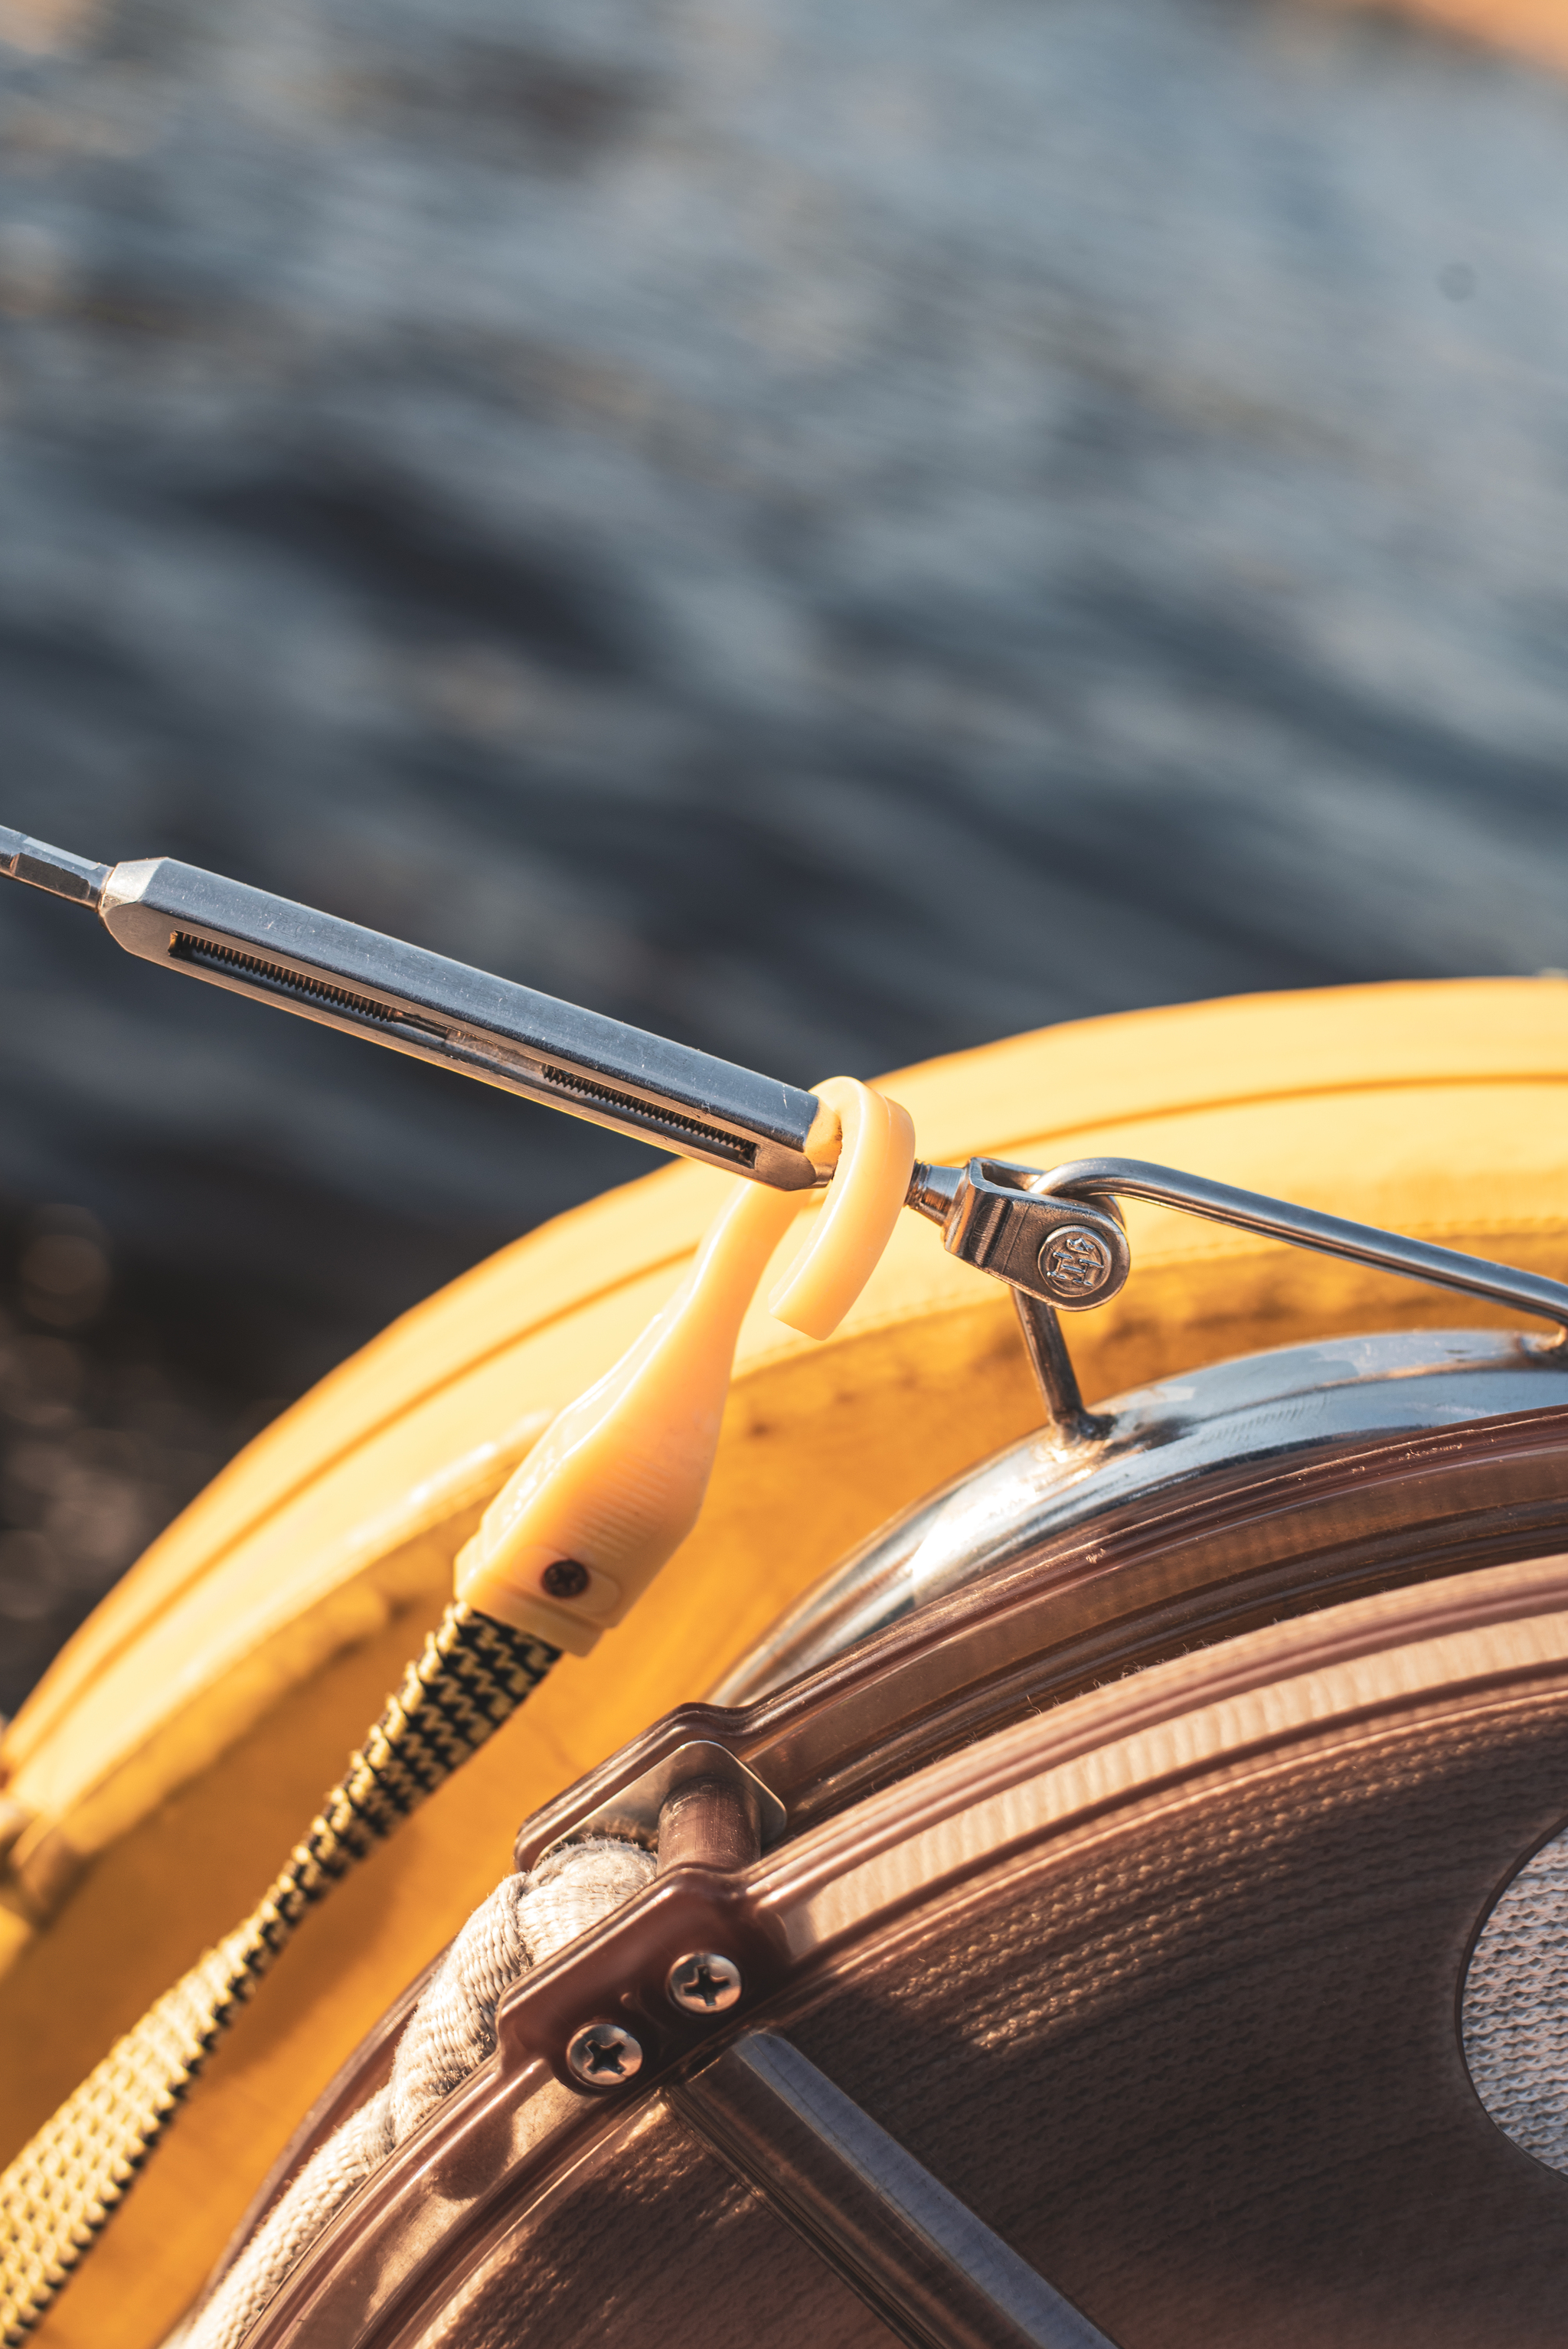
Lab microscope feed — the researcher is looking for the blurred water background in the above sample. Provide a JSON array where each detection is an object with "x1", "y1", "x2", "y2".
[{"x1": 2, "y1": 0, "x2": 1566, "y2": 1711}]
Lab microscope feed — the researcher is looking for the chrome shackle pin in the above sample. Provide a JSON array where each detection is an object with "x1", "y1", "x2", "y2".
[
  {"x1": 907, "y1": 1158, "x2": 1131, "y2": 1311},
  {"x1": 908, "y1": 1150, "x2": 1568, "y2": 1338},
  {"x1": 906, "y1": 1149, "x2": 1568, "y2": 1438}
]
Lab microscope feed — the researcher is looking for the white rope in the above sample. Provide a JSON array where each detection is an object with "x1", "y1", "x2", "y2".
[
  {"x1": 183, "y1": 1836, "x2": 655, "y2": 2349},
  {"x1": 1463, "y1": 1820, "x2": 1568, "y2": 2174},
  {"x1": 168, "y1": 1800, "x2": 1568, "y2": 2348}
]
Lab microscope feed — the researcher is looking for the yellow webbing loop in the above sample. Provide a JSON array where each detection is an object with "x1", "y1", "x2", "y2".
[
  {"x1": 0, "y1": 1605, "x2": 557, "y2": 2344},
  {"x1": 0, "y1": 1076, "x2": 914, "y2": 2339}
]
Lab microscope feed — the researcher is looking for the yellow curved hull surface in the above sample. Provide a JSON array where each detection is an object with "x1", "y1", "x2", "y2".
[{"x1": 5, "y1": 976, "x2": 1568, "y2": 2347}]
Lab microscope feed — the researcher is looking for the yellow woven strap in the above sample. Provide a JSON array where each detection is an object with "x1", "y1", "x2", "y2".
[{"x1": 0, "y1": 1602, "x2": 558, "y2": 2346}]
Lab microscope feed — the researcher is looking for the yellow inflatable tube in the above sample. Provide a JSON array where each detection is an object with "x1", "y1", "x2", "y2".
[{"x1": 5, "y1": 976, "x2": 1568, "y2": 2348}]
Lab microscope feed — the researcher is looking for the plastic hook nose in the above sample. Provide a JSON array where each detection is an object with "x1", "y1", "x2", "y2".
[{"x1": 767, "y1": 1076, "x2": 916, "y2": 1341}]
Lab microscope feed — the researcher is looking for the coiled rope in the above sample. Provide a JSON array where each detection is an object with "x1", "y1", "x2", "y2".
[
  {"x1": 0, "y1": 1602, "x2": 559, "y2": 2347},
  {"x1": 183, "y1": 1836, "x2": 654, "y2": 2349}
]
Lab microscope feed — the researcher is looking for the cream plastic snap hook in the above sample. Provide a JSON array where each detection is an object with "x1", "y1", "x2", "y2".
[
  {"x1": 454, "y1": 1076, "x2": 915, "y2": 1652},
  {"x1": 768, "y1": 1074, "x2": 916, "y2": 1341}
]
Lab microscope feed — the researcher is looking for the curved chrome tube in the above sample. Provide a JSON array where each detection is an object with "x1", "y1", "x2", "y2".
[
  {"x1": 1034, "y1": 1158, "x2": 1568, "y2": 1339},
  {"x1": 714, "y1": 1324, "x2": 1568, "y2": 1704}
]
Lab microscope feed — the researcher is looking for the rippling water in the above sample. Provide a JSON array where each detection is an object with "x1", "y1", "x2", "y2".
[{"x1": 2, "y1": 0, "x2": 1566, "y2": 1706}]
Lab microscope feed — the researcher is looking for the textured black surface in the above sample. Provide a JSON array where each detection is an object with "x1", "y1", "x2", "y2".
[
  {"x1": 401, "y1": 2102, "x2": 896, "y2": 2349},
  {"x1": 2, "y1": 0, "x2": 1568, "y2": 1704},
  {"x1": 784, "y1": 1703, "x2": 1568, "y2": 2347}
]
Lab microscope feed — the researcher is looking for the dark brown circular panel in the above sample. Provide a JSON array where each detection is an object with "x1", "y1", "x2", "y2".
[{"x1": 235, "y1": 1557, "x2": 1568, "y2": 2349}]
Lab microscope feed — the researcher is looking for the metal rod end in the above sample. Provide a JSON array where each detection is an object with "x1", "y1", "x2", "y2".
[
  {"x1": 1, "y1": 828, "x2": 111, "y2": 910},
  {"x1": 906, "y1": 1160, "x2": 963, "y2": 1227}
]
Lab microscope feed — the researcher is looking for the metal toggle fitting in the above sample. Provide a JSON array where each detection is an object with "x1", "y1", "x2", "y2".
[{"x1": 906, "y1": 1158, "x2": 1131, "y2": 1311}]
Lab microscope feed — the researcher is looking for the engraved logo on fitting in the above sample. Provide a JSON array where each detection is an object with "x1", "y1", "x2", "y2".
[{"x1": 1039, "y1": 1225, "x2": 1114, "y2": 1299}]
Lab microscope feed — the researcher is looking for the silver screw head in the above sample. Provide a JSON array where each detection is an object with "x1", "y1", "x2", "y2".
[
  {"x1": 1038, "y1": 1224, "x2": 1115, "y2": 1302},
  {"x1": 565, "y1": 2020, "x2": 644, "y2": 2087},
  {"x1": 666, "y1": 1951, "x2": 743, "y2": 2015}
]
